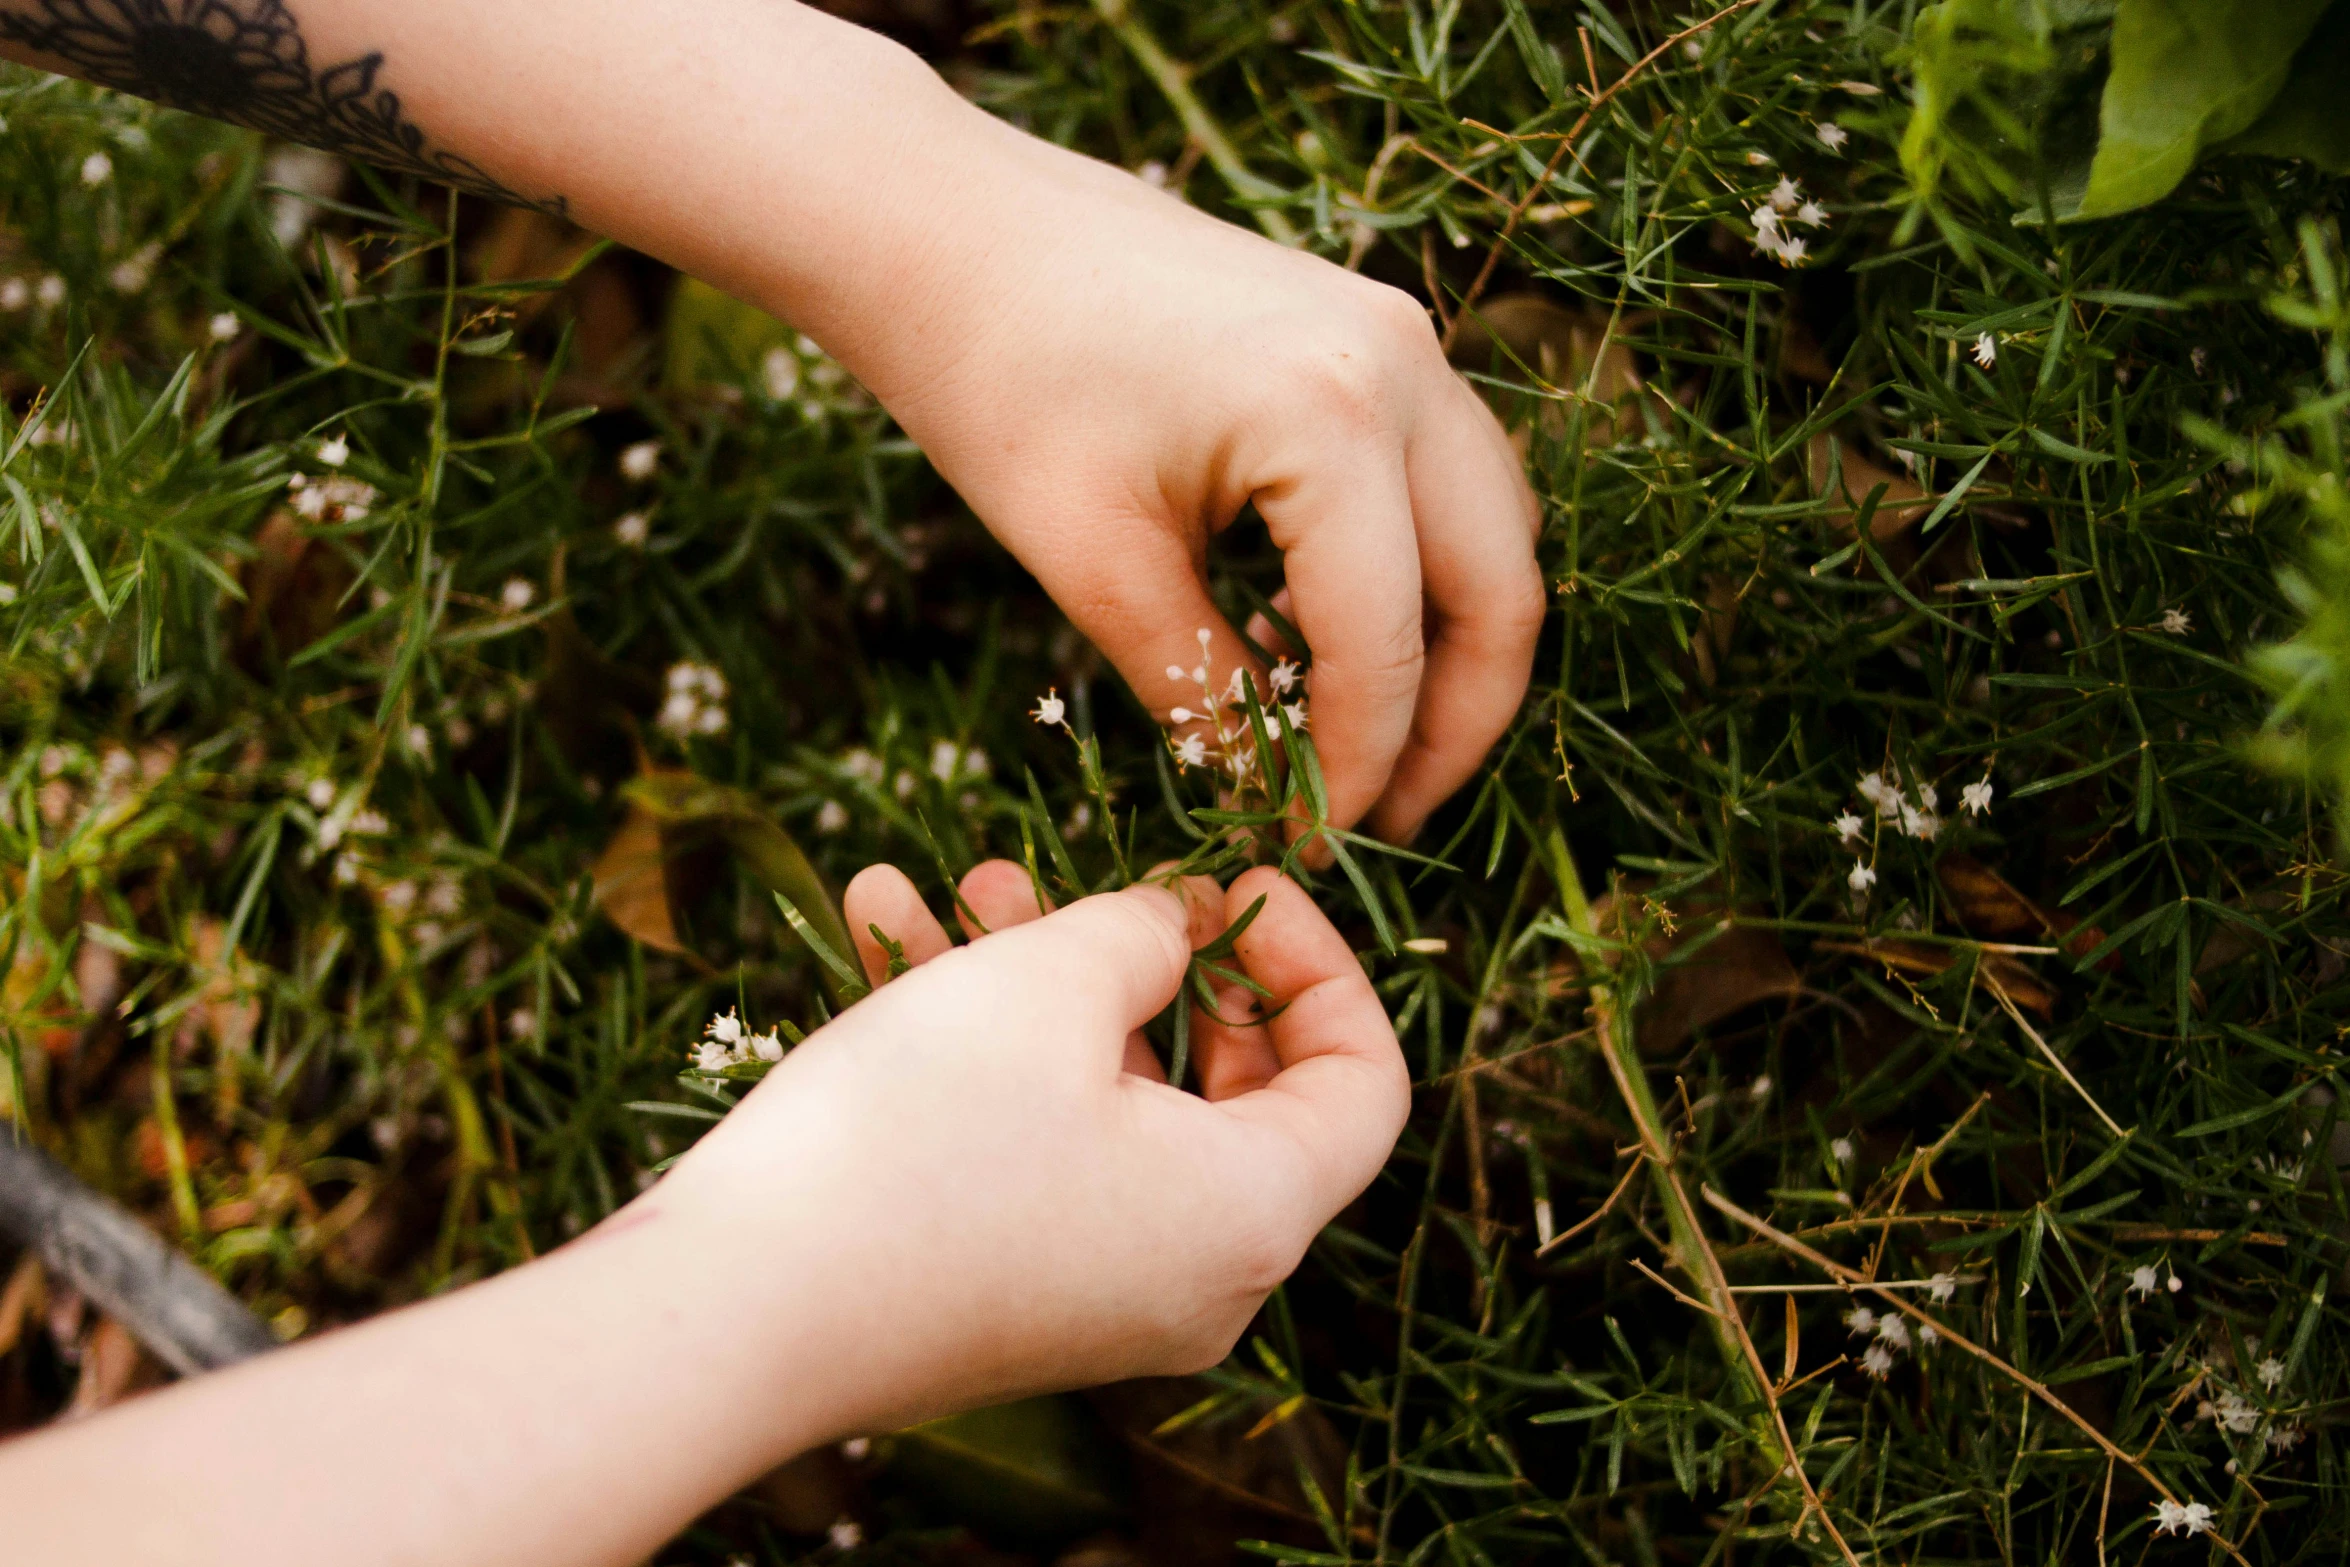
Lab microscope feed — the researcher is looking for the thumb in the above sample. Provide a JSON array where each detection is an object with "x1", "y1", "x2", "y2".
[{"x1": 1003, "y1": 881, "x2": 1193, "y2": 1043}]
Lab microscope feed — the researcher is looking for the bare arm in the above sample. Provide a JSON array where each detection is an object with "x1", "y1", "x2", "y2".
[
  {"x1": 0, "y1": 868, "x2": 1408, "y2": 1567},
  {"x1": 0, "y1": 0, "x2": 1543, "y2": 850}
]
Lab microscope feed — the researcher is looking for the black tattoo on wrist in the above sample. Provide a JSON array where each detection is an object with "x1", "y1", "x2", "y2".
[{"x1": 0, "y1": 0, "x2": 564, "y2": 213}]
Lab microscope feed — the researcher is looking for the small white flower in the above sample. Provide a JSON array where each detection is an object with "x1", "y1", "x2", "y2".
[
  {"x1": 613, "y1": 511, "x2": 649, "y2": 548},
  {"x1": 1860, "y1": 1343, "x2": 1894, "y2": 1378},
  {"x1": 1847, "y1": 860, "x2": 1876, "y2": 893},
  {"x1": 306, "y1": 777, "x2": 337, "y2": 811},
  {"x1": 1748, "y1": 1074, "x2": 1772, "y2": 1101},
  {"x1": 80, "y1": 150, "x2": 113, "y2": 186},
  {"x1": 1136, "y1": 159, "x2": 1170, "y2": 188},
  {"x1": 331, "y1": 851, "x2": 359, "y2": 885},
  {"x1": 1768, "y1": 175, "x2": 1802, "y2": 213},
  {"x1": 1857, "y1": 771, "x2": 1900, "y2": 819},
  {"x1": 500, "y1": 577, "x2": 536, "y2": 613},
  {"x1": 2152, "y1": 1499, "x2": 2214, "y2": 1537},
  {"x1": 1792, "y1": 200, "x2": 1830, "y2": 229},
  {"x1": 350, "y1": 809, "x2": 389, "y2": 836},
  {"x1": 815, "y1": 799, "x2": 849, "y2": 834},
  {"x1": 2124, "y1": 1264, "x2": 2158, "y2": 1298},
  {"x1": 828, "y1": 1518, "x2": 862, "y2": 1551},
  {"x1": 1268, "y1": 658, "x2": 1301, "y2": 694},
  {"x1": 1899, "y1": 802, "x2": 1941, "y2": 841},
  {"x1": 1031, "y1": 690, "x2": 1066, "y2": 727},
  {"x1": 0, "y1": 580, "x2": 16, "y2": 605},
  {"x1": 1838, "y1": 79, "x2": 1884, "y2": 96},
  {"x1": 1830, "y1": 1136, "x2": 1855, "y2": 1166},
  {"x1": 1815, "y1": 122, "x2": 1849, "y2": 153},
  {"x1": 619, "y1": 440, "x2": 662, "y2": 481},
  {"x1": 1751, "y1": 202, "x2": 1783, "y2": 242},
  {"x1": 694, "y1": 1038, "x2": 734, "y2": 1073},
  {"x1": 208, "y1": 311, "x2": 240, "y2": 341},
  {"x1": 0, "y1": 278, "x2": 27, "y2": 312},
  {"x1": 2213, "y1": 1390, "x2": 2260, "y2": 1433},
  {"x1": 840, "y1": 748, "x2": 884, "y2": 785},
  {"x1": 1917, "y1": 1322, "x2": 1939, "y2": 1345},
  {"x1": 35, "y1": 274, "x2": 65, "y2": 309},
  {"x1": 405, "y1": 723, "x2": 432, "y2": 763},
  {"x1": 1834, "y1": 811, "x2": 1864, "y2": 843},
  {"x1": 316, "y1": 434, "x2": 350, "y2": 468},
  {"x1": 2161, "y1": 607, "x2": 2191, "y2": 635},
  {"x1": 1845, "y1": 1304, "x2": 1876, "y2": 1335},
  {"x1": 1164, "y1": 664, "x2": 1188, "y2": 681},
  {"x1": 760, "y1": 346, "x2": 801, "y2": 401},
  {"x1": 2257, "y1": 1355, "x2": 2286, "y2": 1390},
  {"x1": 506, "y1": 1008, "x2": 536, "y2": 1039},
  {"x1": 380, "y1": 880, "x2": 417, "y2": 916},
  {"x1": 1173, "y1": 733, "x2": 1209, "y2": 768},
  {"x1": 1771, "y1": 235, "x2": 1809, "y2": 267},
  {"x1": 708, "y1": 1010, "x2": 744, "y2": 1046},
  {"x1": 1170, "y1": 706, "x2": 1195, "y2": 723},
  {"x1": 1876, "y1": 1314, "x2": 1911, "y2": 1350},
  {"x1": 1746, "y1": 150, "x2": 1775, "y2": 166},
  {"x1": 929, "y1": 739, "x2": 962, "y2": 781},
  {"x1": 1282, "y1": 699, "x2": 1310, "y2": 732},
  {"x1": 1972, "y1": 333, "x2": 1997, "y2": 369},
  {"x1": 106, "y1": 243, "x2": 159, "y2": 294},
  {"x1": 1928, "y1": 1272, "x2": 1957, "y2": 1304},
  {"x1": 750, "y1": 1030, "x2": 785, "y2": 1063},
  {"x1": 2168, "y1": 1273, "x2": 2183, "y2": 1293},
  {"x1": 1960, "y1": 780, "x2": 1994, "y2": 817}
]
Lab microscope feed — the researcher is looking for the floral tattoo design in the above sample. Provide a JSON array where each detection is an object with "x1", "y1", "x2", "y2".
[{"x1": 0, "y1": 0, "x2": 563, "y2": 212}]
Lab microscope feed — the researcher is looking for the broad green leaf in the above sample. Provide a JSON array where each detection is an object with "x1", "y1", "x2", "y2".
[
  {"x1": 2222, "y1": 2, "x2": 2350, "y2": 172},
  {"x1": 2078, "y1": 0, "x2": 2332, "y2": 217}
]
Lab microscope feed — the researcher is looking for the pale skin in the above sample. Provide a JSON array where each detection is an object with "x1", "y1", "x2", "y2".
[
  {"x1": 0, "y1": 865, "x2": 1412, "y2": 1565},
  {"x1": 1, "y1": 0, "x2": 1543, "y2": 845},
  {"x1": 0, "y1": 1, "x2": 1530, "y2": 1558}
]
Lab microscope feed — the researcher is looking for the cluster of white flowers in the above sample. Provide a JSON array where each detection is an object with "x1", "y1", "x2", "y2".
[
  {"x1": 1856, "y1": 768, "x2": 1943, "y2": 841},
  {"x1": 693, "y1": 1008, "x2": 784, "y2": 1072},
  {"x1": 0, "y1": 274, "x2": 67, "y2": 313},
  {"x1": 658, "y1": 661, "x2": 729, "y2": 739},
  {"x1": 1164, "y1": 629, "x2": 1306, "y2": 782},
  {"x1": 2200, "y1": 1388, "x2": 2261, "y2": 1434},
  {"x1": 2152, "y1": 1499, "x2": 2215, "y2": 1538},
  {"x1": 288, "y1": 472, "x2": 377, "y2": 522},
  {"x1": 1847, "y1": 1302, "x2": 1927, "y2": 1378},
  {"x1": 1749, "y1": 175, "x2": 1827, "y2": 267}
]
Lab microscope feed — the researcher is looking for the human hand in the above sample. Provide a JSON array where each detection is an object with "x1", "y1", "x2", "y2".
[
  {"x1": 653, "y1": 860, "x2": 1409, "y2": 1433},
  {"x1": 806, "y1": 113, "x2": 1545, "y2": 848}
]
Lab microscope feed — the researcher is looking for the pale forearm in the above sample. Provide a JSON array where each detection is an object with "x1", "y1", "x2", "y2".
[
  {"x1": 0, "y1": 0, "x2": 994, "y2": 364},
  {"x1": 0, "y1": 1201, "x2": 846, "y2": 1567}
]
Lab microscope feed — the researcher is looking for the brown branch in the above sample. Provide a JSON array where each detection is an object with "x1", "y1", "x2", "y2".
[{"x1": 1699, "y1": 1185, "x2": 2254, "y2": 1563}]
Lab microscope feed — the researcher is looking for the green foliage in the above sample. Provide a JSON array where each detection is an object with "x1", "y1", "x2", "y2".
[
  {"x1": 5, "y1": 4, "x2": 2350, "y2": 1564},
  {"x1": 1906, "y1": 0, "x2": 2350, "y2": 221}
]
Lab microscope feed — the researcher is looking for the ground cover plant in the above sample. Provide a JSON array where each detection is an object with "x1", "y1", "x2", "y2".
[{"x1": 3, "y1": 0, "x2": 2350, "y2": 1561}]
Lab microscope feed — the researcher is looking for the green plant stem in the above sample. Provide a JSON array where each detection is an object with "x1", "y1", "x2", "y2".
[
  {"x1": 1087, "y1": 0, "x2": 1301, "y2": 247},
  {"x1": 1543, "y1": 825, "x2": 1856, "y2": 1563}
]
